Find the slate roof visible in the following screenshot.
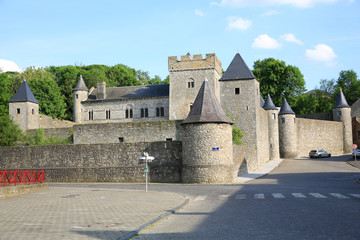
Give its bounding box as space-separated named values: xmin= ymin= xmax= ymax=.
xmin=182 ymin=78 xmax=233 ymax=125
xmin=74 ymin=75 xmax=88 ymax=91
xmin=279 ymin=98 xmax=295 ymax=115
xmin=263 ymin=94 xmax=277 ymax=110
xmin=219 ymin=53 xmax=255 ymax=81
xmin=260 ymin=95 xmax=265 ymax=108
xmin=84 ymin=84 xmax=169 ymax=102
xmin=9 ymin=80 xmax=38 ymax=104
xmin=334 ymin=89 xmax=350 ymax=108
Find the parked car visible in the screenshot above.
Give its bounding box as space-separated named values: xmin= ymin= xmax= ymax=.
xmin=352 ymin=149 xmax=360 ymax=159
xmin=309 ymin=150 xmax=331 ymax=158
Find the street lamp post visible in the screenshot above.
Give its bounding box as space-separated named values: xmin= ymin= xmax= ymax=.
xmin=139 ymin=152 xmax=154 ymax=192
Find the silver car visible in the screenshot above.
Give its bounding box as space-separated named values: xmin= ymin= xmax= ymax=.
xmin=309 ymin=150 xmax=331 ymax=158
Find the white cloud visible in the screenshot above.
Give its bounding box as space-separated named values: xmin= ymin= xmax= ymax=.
xmin=0 ymin=59 xmax=22 ymax=73
xmin=261 ymin=10 xmax=280 ymax=17
xmin=212 ymin=0 xmax=337 ymax=8
xmin=252 ymin=34 xmax=282 ymax=49
xmin=280 ymin=33 xmax=303 ymax=45
xmin=305 ymin=44 xmax=337 ymax=62
xmin=195 ymin=9 xmax=205 ymax=16
xmin=226 ymin=17 xmax=252 ymax=31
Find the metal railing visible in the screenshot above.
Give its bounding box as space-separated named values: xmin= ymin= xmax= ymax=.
xmin=0 ymin=170 xmax=45 ymax=186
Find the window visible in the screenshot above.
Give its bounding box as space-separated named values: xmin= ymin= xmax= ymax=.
xmin=235 ymin=88 xmax=240 ymax=95
xmin=89 ymin=110 xmax=93 ymax=120
xmin=140 ymin=108 xmax=149 ymax=118
xmin=246 ymin=106 xmax=249 ymax=111
xmin=17 ymin=108 xmax=20 ymax=114
xmin=338 ymin=110 xmax=342 ymax=116
xmin=125 ymin=107 xmax=133 ymax=119
xmin=187 ymin=79 xmax=194 ymax=88
xmin=294 ymin=118 xmax=296 ymax=123
xmin=118 ymin=137 xmax=124 ymax=142
xmin=76 ymin=94 xmax=79 ymax=99
xmin=272 ymin=113 xmax=276 ymax=120
xmin=160 ymin=107 xmax=164 ymax=117
xmin=282 ymin=118 xmax=285 ymax=124
xmin=156 ymin=108 xmax=160 ymax=117
xmin=106 ymin=110 xmax=111 ymax=119
xmin=32 ymin=109 xmax=34 ymax=115
xmin=190 ymin=104 xmax=193 ymax=111
xmin=156 ymin=107 xmax=165 ymax=117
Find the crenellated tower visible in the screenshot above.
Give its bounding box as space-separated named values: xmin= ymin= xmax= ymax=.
xmin=263 ymin=94 xmax=280 ymax=160
xmin=73 ymin=75 xmax=89 ymax=123
xmin=278 ymin=98 xmax=297 ymax=158
xmin=168 ymin=53 xmax=222 ymax=120
xmin=333 ymin=89 xmax=352 ymax=153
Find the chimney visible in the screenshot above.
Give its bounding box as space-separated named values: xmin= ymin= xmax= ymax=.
xmin=97 ymin=81 xmax=106 ymax=100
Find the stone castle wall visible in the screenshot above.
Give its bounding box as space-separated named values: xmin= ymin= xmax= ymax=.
xmin=73 ymin=120 xmax=182 ymax=144
xmin=39 ymin=114 xmax=75 ymax=129
xmin=256 ymin=107 xmax=270 ymax=169
xmin=296 ymin=118 xmax=343 ymax=156
xmin=0 ymin=142 xmax=182 ymax=183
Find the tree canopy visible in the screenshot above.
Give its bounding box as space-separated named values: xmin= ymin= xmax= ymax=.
xmin=252 ymin=58 xmax=306 ymax=107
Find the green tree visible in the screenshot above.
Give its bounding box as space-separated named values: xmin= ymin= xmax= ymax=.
xmin=13 ymin=67 xmax=67 ymax=119
xmin=0 ymin=115 xmax=23 ymax=146
xmin=107 ymin=64 xmax=140 ymax=87
xmin=253 ymin=58 xmax=306 ymax=107
xmin=0 ymin=72 xmax=15 ymax=116
xmin=334 ymin=70 xmax=360 ymax=106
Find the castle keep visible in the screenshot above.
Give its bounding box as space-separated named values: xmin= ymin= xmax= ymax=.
xmin=6 ymin=53 xmax=353 ymax=183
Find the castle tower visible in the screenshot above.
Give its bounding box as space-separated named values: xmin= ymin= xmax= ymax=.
xmin=263 ymin=94 xmax=280 ymax=160
xmin=9 ymin=80 xmax=39 ymax=131
xmin=181 ymin=78 xmax=234 ymax=183
xmin=168 ymin=53 xmax=222 ymax=120
xmin=278 ymin=99 xmax=297 ymax=158
xmin=73 ymin=75 xmax=88 ymax=123
xmin=333 ymin=89 xmax=352 ymax=153
xmin=219 ymin=53 xmax=267 ymax=170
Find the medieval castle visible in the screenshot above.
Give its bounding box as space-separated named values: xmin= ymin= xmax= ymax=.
xmin=7 ymin=53 xmax=353 ymax=183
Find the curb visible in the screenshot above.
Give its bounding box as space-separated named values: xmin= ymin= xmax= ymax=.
xmin=119 ymin=195 xmax=190 ymax=240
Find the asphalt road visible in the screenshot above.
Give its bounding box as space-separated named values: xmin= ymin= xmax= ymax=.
xmin=53 ymin=154 xmax=360 ymax=239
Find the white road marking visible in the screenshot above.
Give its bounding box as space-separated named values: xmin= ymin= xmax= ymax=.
xmin=272 ymin=193 xmax=285 ymax=198
xmin=292 ymin=193 xmax=307 ymax=198
xmin=219 ymin=194 xmax=229 ymax=200
xmin=254 ymin=193 xmax=265 ymax=199
xmin=329 ymin=193 xmax=349 ymax=199
xmin=349 ymin=193 xmax=360 ymax=198
xmin=235 ymin=194 xmax=246 ymax=199
xmin=309 ymin=193 xmax=327 ymax=198
xmin=194 ymin=195 xmax=207 ymax=201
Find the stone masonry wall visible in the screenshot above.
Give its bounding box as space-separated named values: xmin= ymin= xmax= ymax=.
xmin=73 ymin=120 xmax=182 ymax=144
xmin=297 ymin=118 xmax=343 ymax=157
xmin=0 ymin=142 xmax=182 ymax=183
xmin=39 ymin=114 xmax=75 ymax=129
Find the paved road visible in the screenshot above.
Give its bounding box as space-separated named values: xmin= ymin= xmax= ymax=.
xmin=126 ymin=155 xmax=360 ymax=240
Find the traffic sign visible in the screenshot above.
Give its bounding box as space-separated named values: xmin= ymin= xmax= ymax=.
xmin=144 ymin=167 xmax=148 ymax=173
xmin=352 ymin=144 xmax=357 ymax=149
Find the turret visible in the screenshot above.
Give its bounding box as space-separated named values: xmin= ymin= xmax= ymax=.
xmin=9 ymin=80 xmax=39 ymax=131
xmin=181 ymin=78 xmax=234 ymax=183
xmin=278 ymin=98 xmax=297 ymax=158
xmin=263 ymin=94 xmax=280 ymax=160
xmin=333 ymin=89 xmax=352 ymax=153
xmin=73 ymin=75 xmax=88 ymax=123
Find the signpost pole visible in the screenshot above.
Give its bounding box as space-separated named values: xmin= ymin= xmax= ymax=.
xmin=145 ymin=155 xmax=148 ymax=192
xmin=352 ymin=144 xmax=357 ymax=161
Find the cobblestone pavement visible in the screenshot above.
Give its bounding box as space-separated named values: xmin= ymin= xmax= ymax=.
xmin=0 ymin=186 xmax=187 ymax=240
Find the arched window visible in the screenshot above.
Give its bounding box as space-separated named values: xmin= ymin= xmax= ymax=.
xmin=156 ymin=107 xmax=165 ymax=117
xmin=141 ymin=108 xmax=149 ymax=118
xmin=125 ymin=105 xmax=133 ymax=119
xmin=187 ymin=78 xmax=195 ymax=88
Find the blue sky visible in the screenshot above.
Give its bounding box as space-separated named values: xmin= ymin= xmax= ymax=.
xmin=0 ymin=0 xmax=359 ymax=91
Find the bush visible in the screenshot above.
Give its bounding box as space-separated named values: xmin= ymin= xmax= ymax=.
xmin=0 ymin=115 xmax=24 ymax=146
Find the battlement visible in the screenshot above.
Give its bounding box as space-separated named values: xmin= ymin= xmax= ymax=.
xmin=168 ymin=53 xmax=222 ymax=74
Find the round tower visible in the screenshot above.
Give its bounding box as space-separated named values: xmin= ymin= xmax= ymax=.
xmin=333 ymin=89 xmax=352 ymax=153
xmin=263 ymin=94 xmax=280 ymax=160
xmin=73 ymin=75 xmax=89 ymax=123
xmin=181 ymin=78 xmax=234 ymax=183
xmin=8 ymin=80 xmax=39 ymax=131
xmin=278 ymin=99 xmax=297 ymax=159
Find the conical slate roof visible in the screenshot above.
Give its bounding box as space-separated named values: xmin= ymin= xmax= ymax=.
xmin=278 ymin=98 xmax=295 ymax=115
xmin=182 ymin=78 xmax=233 ymax=125
xmin=74 ymin=75 xmax=88 ymax=91
xmin=260 ymin=95 xmax=265 ymax=108
xmin=333 ymin=89 xmax=350 ymax=108
xmin=220 ymin=53 xmax=255 ymax=81
xmin=263 ymin=94 xmax=277 ymax=110
xmin=9 ymin=80 xmax=38 ymax=104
